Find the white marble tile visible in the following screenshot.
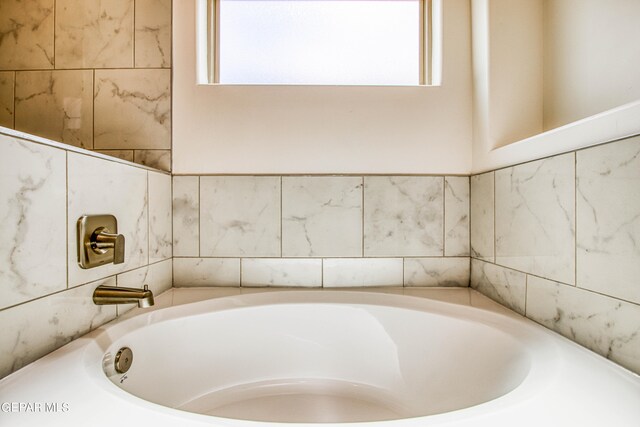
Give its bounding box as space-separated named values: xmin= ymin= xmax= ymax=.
xmin=94 ymin=69 xmax=171 ymax=150
xmin=282 ymin=176 xmax=362 ymax=257
xmin=0 ymin=72 xmax=14 ymax=128
xmin=242 ymin=258 xmax=322 ymax=287
xmin=173 ymin=258 xmax=240 ymax=287
xmin=200 ymin=176 xmax=281 ymax=257
xmin=577 ymin=137 xmax=640 ymax=304
xmin=444 ymin=176 xmax=470 ymax=256
xmin=0 ymin=0 xmax=54 ymax=70
xmin=172 ymin=176 xmax=199 ymax=257
xmin=0 ymin=135 xmax=67 ymax=310
xmin=14 ymin=70 xmax=93 ymax=149
xmin=495 ymin=154 xmax=575 ymax=285
xmin=134 ymin=149 xmax=171 ymax=171
xmin=470 ymin=172 xmax=494 ymax=261
xmin=470 ymin=259 xmax=526 ymax=315
xmin=526 ymin=276 xmax=640 ymax=374
xmin=364 ymin=176 xmax=443 ymax=257
xmin=404 ymin=257 xmax=470 ymax=287
xmin=0 ymin=276 xmax=117 ymax=379
xmin=135 ymin=0 xmax=172 ymax=68
xmin=117 ymin=259 xmax=172 ymax=296
xmin=323 ymin=258 xmax=403 ymax=287
xmin=68 ymin=152 xmax=148 ymax=287
xmin=148 ymin=172 xmax=172 ymax=263
xmin=55 ymin=0 xmax=133 ymax=68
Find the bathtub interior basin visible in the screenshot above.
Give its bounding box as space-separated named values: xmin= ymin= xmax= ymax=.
xmin=102 ymin=292 xmax=537 ymax=423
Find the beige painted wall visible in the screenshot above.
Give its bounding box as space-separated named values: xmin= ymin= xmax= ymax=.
xmin=543 ymin=0 xmax=640 ymax=131
xmin=173 ymin=0 xmax=473 ymax=174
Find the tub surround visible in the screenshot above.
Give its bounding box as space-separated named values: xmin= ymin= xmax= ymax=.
xmin=0 ymin=129 xmax=172 ymax=379
xmin=469 ymin=134 xmax=640 ymax=374
xmin=0 ymin=0 xmax=172 ymax=171
xmin=172 ymin=175 xmax=471 ymax=288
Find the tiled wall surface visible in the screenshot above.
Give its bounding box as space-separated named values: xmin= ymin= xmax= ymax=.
xmin=0 ymin=0 xmax=172 ymax=171
xmin=470 ymin=135 xmax=640 ymax=375
xmin=173 ymin=175 xmax=471 ymax=288
xmin=0 ymin=131 xmax=172 ymax=379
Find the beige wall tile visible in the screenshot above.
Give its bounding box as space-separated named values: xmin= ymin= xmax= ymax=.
xmin=15 ymin=70 xmax=93 ymax=149
xmin=134 ymin=149 xmax=171 ymax=171
xmin=55 ymin=0 xmax=134 ymax=68
xmin=0 ymin=0 xmax=54 ymax=70
xmin=95 ymin=150 xmax=135 ymax=162
xmin=135 ymin=0 xmax=172 ymax=68
xmin=0 ymin=72 xmax=14 ymax=128
xmin=94 ymin=69 xmax=171 ymax=150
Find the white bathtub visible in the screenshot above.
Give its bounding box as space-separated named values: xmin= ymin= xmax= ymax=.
xmin=1 ymin=288 xmax=639 ymax=426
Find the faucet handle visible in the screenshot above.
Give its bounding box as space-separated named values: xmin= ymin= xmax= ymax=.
xmin=94 ymin=230 xmax=125 ymax=264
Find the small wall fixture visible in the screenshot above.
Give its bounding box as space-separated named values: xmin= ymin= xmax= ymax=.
xmin=77 ymin=215 xmax=125 ymax=269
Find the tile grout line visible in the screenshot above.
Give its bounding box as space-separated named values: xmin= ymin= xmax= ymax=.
xmin=442 ymin=176 xmax=446 ymax=257
xmin=574 ymin=152 xmax=578 ymax=287
xmin=198 ymin=176 xmax=201 ymax=257
xmin=65 ymin=150 xmax=69 ymax=289
xmin=361 ymin=176 xmax=365 ymax=258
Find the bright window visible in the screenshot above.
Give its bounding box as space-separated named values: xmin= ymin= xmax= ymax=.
xmin=200 ymin=0 xmax=441 ymax=86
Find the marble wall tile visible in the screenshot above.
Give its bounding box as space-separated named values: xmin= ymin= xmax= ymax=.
xmin=526 ymin=276 xmax=640 ymax=374
xmin=0 ymin=72 xmax=14 ymax=128
xmin=495 ymin=154 xmax=575 ymax=285
xmin=134 ymin=149 xmax=171 ymax=171
xmin=444 ymin=176 xmax=470 ymax=256
xmin=404 ymin=257 xmax=470 ymax=287
xmin=117 ymin=259 xmax=172 ymax=297
xmin=364 ymin=176 xmax=443 ymax=257
xmin=242 ymin=258 xmax=322 ymax=287
xmin=55 ymin=0 xmax=134 ymax=69
xmin=470 ymin=259 xmax=526 ymax=315
xmin=0 ymin=277 xmax=117 ymax=379
xmin=135 ymin=0 xmax=172 ymax=68
xmin=576 ymin=137 xmax=640 ymax=304
xmin=0 ymin=0 xmax=54 ymax=70
xmin=94 ymin=69 xmax=171 ymax=150
xmin=282 ymin=176 xmax=362 ymax=257
xmin=15 ymin=70 xmax=93 ymax=149
xmin=95 ymin=150 xmax=135 ymax=163
xmin=172 ymin=176 xmax=199 ymax=257
xmin=0 ymin=135 xmax=67 ymax=310
xmin=470 ymin=172 xmax=494 ymax=261
xmin=200 ymin=176 xmax=281 ymax=257
xmin=68 ymin=152 xmax=148 ymax=288
xmin=323 ymin=258 xmax=403 ymax=287
xmin=173 ymin=258 xmax=240 ymax=287
xmin=148 ymin=172 xmax=172 ymax=263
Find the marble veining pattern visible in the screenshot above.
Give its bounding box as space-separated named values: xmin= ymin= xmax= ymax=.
xmin=470 ymin=259 xmax=526 ymax=315
xmin=526 ymin=276 xmax=640 ymax=374
xmin=67 ymin=152 xmax=148 ymax=287
xmin=404 ymin=257 xmax=470 ymax=287
xmin=172 ymin=176 xmax=199 ymax=257
xmin=495 ymin=154 xmax=575 ymax=285
xmin=0 ymin=276 xmax=117 ymax=379
xmin=470 ymin=172 xmax=494 ymax=261
xmin=148 ymin=172 xmax=172 ymax=263
xmin=323 ymin=258 xmax=403 ymax=287
xmin=95 ymin=150 xmax=134 ymax=163
xmin=576 ymin=136 xmax=640 ymax=304
xmin=241 ymin=258 xmax=322 ymax=287
xmin=173 ymin=258 xmax=240 ymax=287
xmin=364 ymin=176 xmax=443 ymax=257
xmin=0 ymin=136 xmax=67 ymax=310
xmin=15 ymin=70 xmax=93 ymax=149
xmin=134 ymin=149 xmax=171 ymax=172
xmin=282 ymin=176 xmax=362 ymax=257
xmin=0 ymin=0 xmax=54 ymax=70
xmin=135 ymin=0 xmax=172 ymax=68
xmin=55 ymin=0 xmax=134 ymax=68
xmin=94 ymin=69 xmax=171 ymax=150
xmin=200 ymin=176 xmax=281 ymax=257
xmin=0 ymin=71 xmax=14 ymax=128
xmin=444 ymin=176 xmax=470 ymax=256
